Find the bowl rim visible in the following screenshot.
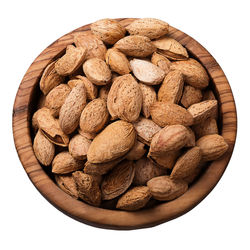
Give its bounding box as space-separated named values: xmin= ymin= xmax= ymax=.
xmin=12 ymin=18 xmax=237 ymax=230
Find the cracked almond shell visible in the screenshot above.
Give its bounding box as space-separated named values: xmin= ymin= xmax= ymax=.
xmin=151 ymin=52 xmax=171 ymax=74
xmin=55 ymin=174 xmax=78 ymax=199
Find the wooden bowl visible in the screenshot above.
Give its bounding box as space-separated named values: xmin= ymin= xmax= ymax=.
xmin=12 ymin=18 xmax=237 ymax=230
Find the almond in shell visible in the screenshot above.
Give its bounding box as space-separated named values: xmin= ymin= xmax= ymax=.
xmin=55 ymin=174 xmax=78 ymax=199
xmin=126 ymin=140 xmax=146 ymax=161
xmin=192 ymin=118 xmax=218 ymax=139
xmin=130 ymin=59 xmax=165 ymax=85
xmin=114 ymin=35 xmax=156 ymax=57
xmin=83 ymin=58 xmax=111 ymax=86
xmin=151 ymin=52 xmax=171 ymax=74
xmin=80 ymin=98 xmax=109 ymax=134
xmin=126 ymin=18 xmax=169 ymax=39
xmin=33 ymin=130 xmax=55 ymax=166
xmin=107 ymin=74 xmax=142 ymax=122
xmin=91 ymin=18 xmax=126 ymax=44
xmin=55 ymin=45 xmax=87 ymax=76
xmin=87 ymin=120 xmax=136 ymax=163
xmin=116 ymin=186 xmax=151 ymax=211
xmin=101 ymin=160 xmax=135 ymax=200
xmin=150 ymin=102 xmax=193 ymax=127
xmin=59 ymin=82 xmax=87 ymax=134
xmin=181 ymin=85 xmax=203 ymax=108
xmin=139 ymin=83 xmax=157 ymax=118
xmin=99 ymin=84 xmax=111 ymax=101
xmin=158 ymin=70 xmax=184 ymax=103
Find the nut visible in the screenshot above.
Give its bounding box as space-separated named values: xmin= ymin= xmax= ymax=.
xmin=55 ymin=174 xmax=78 ymax=199
xmin=181 ymin=85 xmax=203 ymax=108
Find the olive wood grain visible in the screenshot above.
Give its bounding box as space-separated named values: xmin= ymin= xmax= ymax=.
xmin=12 ymin=18 xmax=237 ymax=230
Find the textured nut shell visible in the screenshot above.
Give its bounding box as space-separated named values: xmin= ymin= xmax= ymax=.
xmin=72 ymin=171 xmax=101 ymax=206
xmin=32 ymin=107 xmax=50 ymax=132
xmin=83 ymin=58 xmax=111 ymax=86
xmin=188 ymin=100 xmax=218 ymax=124
xmin=73 ymin=75 xmax=98 ymax=100
xmin=114 ymin=35 xmax=156 ymax=57
xmin=33 ymin=130 xmax=55 ymax=166
xmin=68 ymin=134 xmax=91 ymax=160
xmin=147 ymin=176 xmax=188 ymax=201
xmin=183 ymin=161 xmax=206 ymax=184
xmin=55 ymin=45 xmax=87 ymax=76
xmin=101 ymin=160 xmax=135 ymax=200
xmin=116 ymin=186 xmax=151 ymax=211
xmin=84 ymin=156 xmax=125 ymax=175
xmin=133 ymin=157 xmax=166 ymax=185
xmin=130 ymin=59 xmax=165 ymax=85
xmin=45 ymin=84 xmax=71 ymax=117
xmin=74 ymin=33 xmax=107 ymax=60
xmin=151 ymin=52 xmax=171 ymax=74
xmin=40 ymin=60 xmax=65 ymax=95
xmin=196 ymin=134 xmax=229 ymax=161
xmin=192 ymin=118 xmax=218 ymax=139
xmin=87 ymin=120 xmax=136 ymax=163
xmin=148 ymin=150 xmax=180 ymax=169
xmin=133 ymin=117 xmax=161 ymax=145
xmin=55 ymin=174 xmax=78 ymax=199
xmin=158 ymin=70 xmax=184 ymax=103
xmin=170 ymin=58 xmax=209 ymax=89
xmin=139 ymin=83 xmax=156 ymax=118
xmin=99 ymin=84 xmax=111 ymax=101
xmin=91 ymin=18 xmax=126 ymax=44
xmin=59 ymin=82 xmax=87 ymax=134
xmin=78 ymin=128 xmax=96 ymax=140
xmin=171 ymin=147 xmax=202 ymax=180
xmin=150 ymin=102 xmax=193 ymax=127
xmin=202 ymin=89 xmax=216 ymax=101
xmin=185 ymin=126 xmax=196 ymax=147
xmin=149 ymin=125 xmax=189 ymax=156
xmin=105 ymin=48 xmax=131 ymax=75
xmin=126 ymin=18 xmax=169 ymax=39
xmin=107 ymin=74 xmax=142 ymax=122
xmin=126 ymin=140 xmax=146 ymax=161
xmin=52 ymin=151 xmax=83 ymax=174
xmin=181 ymin=85 xmax=203 ymax=108
xmin=152 ymin=37 xmax=189 ymax=60
xmin=80 ymin=98 xmax=109 ymax=134
xmin=35 ymin=107 xmax=69 ymax=146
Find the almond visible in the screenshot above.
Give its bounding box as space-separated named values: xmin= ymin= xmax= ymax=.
xmin=192 ymin=118 xmax=218 ymax=139
xmin=139 ymin=83 xmax=157 ymax=118
xmin=40 ymin=60 xmax=65 ymax=95
xmin=59 ymin=82 xmax=87 ymax=134
xmin=114 ymin=35 xmax=156 ymax=57
xmin=149 ymin=125 xmax=189 ymax=157
xmin=133 ymin=117 xmax=161 ymax=145
xmin=107 ymin=74 xmax=142 ymax=122
xmin=68 ymin=134 xmax=91 ymax=160
xmin=78 ymin=128 xmax=96 ymax=140
xmin=152 ymin=37 xmax=189 ymax=60
xmin=130 ymin=59 xmax=165 ymax=85
xmin=158 ymin=70 xmax=184 ymax=103
xmin=72 ymin=171 xmax=101 ymax=206
xmin=170 ymin=58 xmax=209 ymax=89
xmin=55 ymin=45 xmax=87 ymax=76
xmin=101 ymin=160 xmax=135 ymax=200
xmin=196 ymin=134 xmax=229 ymax=161
xmin=52 ymin=151 xmax=83 ymax=174
xmin=133 ymin=157 xmax=166 ymax=185
xmin=33 ymin=130 xmax=55 ymax=166
xmin=126 ymin=140 xmax=146 ymax=161
xmin=181 ymin=85 xmax=203 ymax=108
xmin=185 ymin=126 xmax=196 ymax=147
xmin=147 ymin=176 xmax=188 ymax=201
xmin=91 ymin=18 xmax=126 ymax=44
xmin=80 ymin=98 xmax=109 ymax=134
xmin=105 ymin=48 xmax=131 ymax=75
xmin=116 ymin=186 xmax=151 ymax=211
xmin=126 ymin=18 xmax=169 ymax=39
xmin=170 ymin=146 xmax=202 ymax=180
xmin=188 ymin=100 xmax=218 ymax=124
xmin=99 ymin=84 xmax=111 ymax=101
xmin=83 ymin=58 xmax=111 ymax=86
xmin=87 ymin=120 xmax=136 ymax=163
xmin=150 ymin=102 xmax=193 ymax=127
xmin=74 ymin=32 xmax=107 ymax=60
xmin=55 ymin=174 xmax=78 ymax=199
xmin=151 ymin=52 xmax=171 ymax=74
xmin=44 ymin=84 xmax=71 ymax=117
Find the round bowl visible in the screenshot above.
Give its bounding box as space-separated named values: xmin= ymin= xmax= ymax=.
xmin=12 ymin=18 xmax=237 ymax=230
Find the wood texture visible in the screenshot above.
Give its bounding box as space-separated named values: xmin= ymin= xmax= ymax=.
xmin=12 ymin=18 xmax=237 ymax=230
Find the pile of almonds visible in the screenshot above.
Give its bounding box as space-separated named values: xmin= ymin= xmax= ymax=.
xmin=32 ymin=18 xmax=229 ymax=211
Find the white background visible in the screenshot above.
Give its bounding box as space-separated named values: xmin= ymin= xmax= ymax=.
xmin=1 ymin=0 xmax=249 ymax=249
